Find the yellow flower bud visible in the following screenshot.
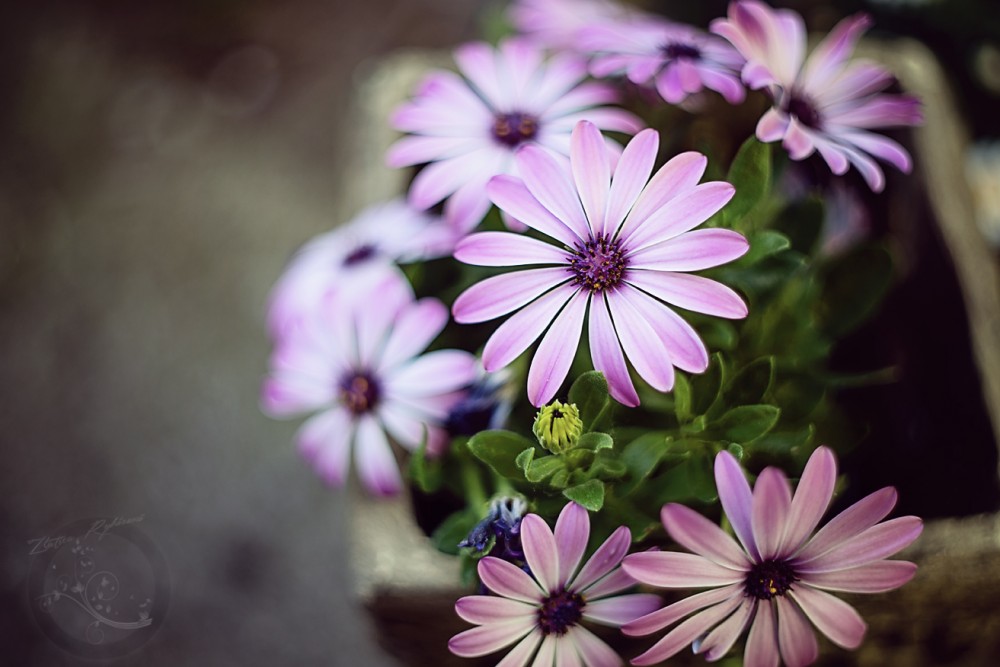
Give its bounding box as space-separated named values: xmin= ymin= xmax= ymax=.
xmin=532 ymin=400 xmax=583 ymax=454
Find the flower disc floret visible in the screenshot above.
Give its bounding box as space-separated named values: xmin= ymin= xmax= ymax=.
xmin=568 ymin=233 xmax=627 ymax=293
xmin=339 ymin=372 xmax=380 ymax=415
xmin=538 ymin=590 xmax=585 ymax=636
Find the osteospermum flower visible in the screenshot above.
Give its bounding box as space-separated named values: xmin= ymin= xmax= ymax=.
xmin=711 ymin=1 xmax=922 ymax=192
xmin=580 ymin=17 xmax=745 ymax=105
xmin=508 ymin=0 xmax=633 ymax=52
xmin=266 ymin=198 xmax=454 ymax=336
xmin=452 ymin=120 xmax=748 ymax=407
xmin=621 ymin=447 xmax=923 ymax=666
xmin=449 ymin=501 xmax=661 ymax=667
xmin=387 ymin=38 xmax=642 ymax=234
xmin=261 ymin=274 xmax=477 ymax=495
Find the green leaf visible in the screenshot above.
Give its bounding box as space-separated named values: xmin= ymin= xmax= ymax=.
xmin=515 ymin=447 xmax=536 ymax=471
xmin=468 ymin=430 xmax=537 ymax=479
xmin=751 ymin=424 xmax=815 ymax=456
xmin=714 ymin=404 xmax=781 ymax=443
xmin=673 ymin=373 xmax=692 ymax=423
xmin=692 ymin=353 xmax=726 ymax=416
xmin=550 ymin=469 xmax=571 ymax=489
xmin=431 ymin=510 xmax=478 ymax=555
xmin=653 ymin=450 xmax=717 ymax=505
xmin=407 ymin=434 xmax=442 ymax=493
xmin=774 ymin=198 xmax=824 ymax=255
xmin=818 ymin=244 xmax=893 ymax=337
xmin=619 ymin=432 xmax=671 ymax=496
xmin=590 ymin=449 xmax=627 ymax=480
xmin=736 ymin=230 xmax=791 ymax=266
xmin=576 ymin=432 xmax=614 ymax=451
xmin=563 ymin=479 xmax=605 ymax=511
xmin=723 ymin=357 xmax=776 ymax=406
xmin=724 ymin=137 xmax=772 ymax=229
xmin=525 ymin=455 xmax=565 ymax=483
xmin=568 ymin=371 xmax=611 ymax=432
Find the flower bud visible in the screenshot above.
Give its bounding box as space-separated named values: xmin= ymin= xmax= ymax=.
xmin=532 ymin=400 xmax=583 ymax=454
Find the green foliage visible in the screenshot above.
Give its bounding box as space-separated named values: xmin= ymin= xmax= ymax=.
xmin=468 ymin=430 xmax=536 ymax=479
xmin=563 ymin=480 xmax=605 ymax=511
xmin=723 ymin=137 xmax=772 ymax=231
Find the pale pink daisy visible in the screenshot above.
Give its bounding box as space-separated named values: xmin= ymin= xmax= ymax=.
xmin=580 ymin=17 xmax=746 ymax=105
xmin=266 ymin=198 xmax=454 ymax=337
xmin=711 ymin=1 xmax=922 ymax=192
xmin=621 ymin=446 xmax=923 ymax=666
xmin=452 ymin=120 xmax=748 ymax=408
xmin=387 ymin=38 xmax=642 ymax=234
xmin=261 ymin=274 xmax=477 ymax=495
xmin=508 ymin=0 xmax=634 ymax=53
xmin=449 ymin=501 xmax=661 ymax=667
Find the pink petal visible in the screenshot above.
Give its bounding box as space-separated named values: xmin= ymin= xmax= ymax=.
xmin=840 ymin=130 xmax=913 ymax=173
xmin=788 ymin=585 xmax=867 ymax=649
xmin=744 ymin=598 xmax=780 ymax=667
xmin=655 ymin=64 xmax=686 ymax=104
xmin=377 ymin=298 xmax=447 ymax=371
xmin=572 ymin=525 xmax=632 ymax=593
xmin=813 ymin=136 xmax=850 ymax=175
xmin=801 ymin=13 xmax=872 ymax=93
xmin=456 ymin=595 xmax=537 ymax=625
xmin=578 ymin=567 xmax=636 ymax=601
xmin=482 ymin=283 xmax=577 ymax=372
xmin=617 ymin=152 xmax=707 ymax=242
xmin=826 ymin=95 xmax=923 ymax=129
xmin=622 ymin=551 xmax=745 ymax=589
xmin=628 ymin=228 xmax=749 ymax=272
xmin=700 ymin=66 xmax=746 ymax=104
xmin=456 ymin=232 xmax=568 ymax=267
xmin=570 ymin=121 xmax=611 ymax=236
xmin=782 ymin=116 xmax=815 ymax=161
xmin=615 ymin=285 xmax=709 ymax=373
xmin=793 ymin=487 xmax=898 ymax=562
xmin=260 ymin=374 xmax=332 ymax=418
xmin=446 ymin=175 xmax=498 ymax=235
xmin=454 ymin=41 xmax=509 ymax=106
xmin=715 ymin=450 xmax=761 ymax=561
xmin=353 ymin=415 xmax=402 ymax=496
xmin=533 ymin=635 xmax=557 ymax=667
xmin=386 ymin=135 xmax=476 ymax=168
xmin=389 ymin=350 xmax=477 ymax=397
xmin=554 ymin=636 xmax=582 ymax=667
xmin=605 ymin=129 xmax=659 ymax=236
xmin=521 ymin=514 xmax=562 ymax=594
xmin=588 ymin=293 xmax=639 ymax=407
xmin=803 ymin=560 xmax=917 ymax=594
xmin=756 ymin=107 xmax=790 ymax=143
xmin=606 ymin=290 xmax=675 ymax=391
xmin=488 ymin=175 xmax=581 ymax=246
xmin=297 ymin=408 xmax=352 ymax=486
xmin=841 ymin=143 xmax=886 ymax=192
xmin=776 ymin=596 xmax=819 ymax=667
xmin=453 ymin=267 xmax=569 ymax=324
xmin=796 ymin=516 xmax=923 ymax=573
xmin=408 ymin=149 xmax=498 ymax=210
xmin=448 ymin=618 xmax=536 ymax=658
xmin=631 ymin=595 xmax=744 ymax=666
xmin=554 ymin=502 xmax=591 ymax=589
xmin=582 ymin=594 xmax=662 ymax=627
xmin=622 ymin=585 xmax=742 ymax=636
xmin=528 ymin=290 xmax=587 ymax=406
xmin=696 ymin=597 xmax=755 ymax=661
xmin=779 ymin=446 xmax=836 ymax=556
xmin=566 ymin=626 xmax=621 ymax=667
xmin=497 ymin=630 xmax=543 ymax=667
xmin=376 ymin=403 xmax=437 ymax=452
xmin=516 ymin=145 xmax=591 ymax=239
xmin=661 ymin=503 xmax=751 ymax=570
xmin=751 ymin=467 xmax=793 ymax=560
xmin=355 ymin=272 xmax=414 ymax=364
xmin=622 ymin=182 xmax=736 ymax=251
xmin=479 ymin=556 xmax=545 ymax=603
xmin=626 ymin=271 xmax=748 ymax=319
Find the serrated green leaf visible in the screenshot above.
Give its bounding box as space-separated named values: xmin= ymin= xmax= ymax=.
xmin=715 ymin=404 xmax=781 ymax=442
xmin=568 ymin=371 xmax=611 ymax=432
xmin=563 ymin=479 xmax=605 ymax=511
xmin=469 ymin=430 xmax=537 ymax=479
xmin=724 ymin=137 xmax=772 ymax=229
xmin=515 ymin=447 xmax=536 ymax=471
xmin=525 ymin=455 xmax=564 ymax=483
xmin=576 ymin=432 xmax=613 ymax=451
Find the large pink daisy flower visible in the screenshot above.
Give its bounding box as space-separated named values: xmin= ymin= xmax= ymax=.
xmin=580 ymin=17 xmax=746 ymax=105
xmin=621 ymin=446 xmax=923 ymax=666
xmin=711 ymin=1 xmax=922 ymax=192
xmin=261 ymin=274 xmax=477 ymax=495
xmin=266 ymin=198 xmax=454 ymax=336
xmin=452 ymin=120 xmax=748 ymax=407
xmin=387 ymin=38 xmax=642 ymax=234
xmin=449 ymin=501 xmax=661 ymax=667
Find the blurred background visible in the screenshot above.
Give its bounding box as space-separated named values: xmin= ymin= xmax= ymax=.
xmin=0 ymin=1 xmax=997 ymax=666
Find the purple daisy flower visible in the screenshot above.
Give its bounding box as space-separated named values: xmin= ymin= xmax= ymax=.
xmin=452 ymin=120 xmax=748 ymax=408
xmin=580 ymin=16 xmax=746 ymax=105
xmin=387 ymin=38 xmax=642 ymax=234
xmin=449 ymin=501 xmax=661 ymax=667
xmin=508 ymin=0 xmax=634 ymax=53
xmin=266 ymin=198 xmax=454 ymax=337
xmin=261 ymin=274 xmax=477 ymax=495
xmin=621 ymin=446 xmax=923 ymax=666
xmin=711 ymin=1 xmax=923 ymax=192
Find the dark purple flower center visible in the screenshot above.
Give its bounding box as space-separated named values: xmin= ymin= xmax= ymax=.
xmin=491 ymin=112 xmax=539 ymax=148
xmin=568 ymin=234 xmax=628 ymax=293
xmin=343 ymin=244 xmax=377 ymax=267
xmin=537 ymin=589 xmax=585 ymax=636
xmin=785 ymin=94 xmax=823 ymax=130
xmin=744 ymin=559 xmax=797 ymax=600
xmin=339 ymin=372 xmax=380 ymax=414
xmin=662 ymin=42 xmax=701 ymax=61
